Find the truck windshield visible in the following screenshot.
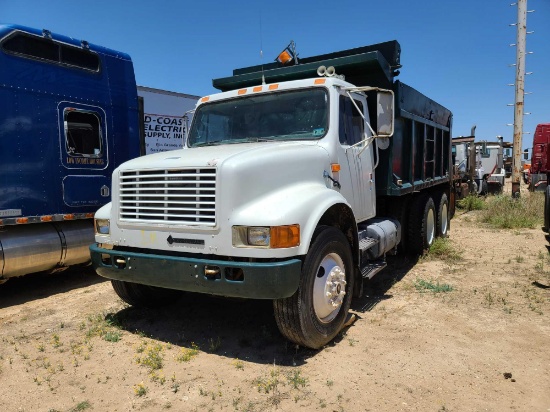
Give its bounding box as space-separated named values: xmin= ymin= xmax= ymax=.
xmin=187 ymin=88 xmax=328 ymax=147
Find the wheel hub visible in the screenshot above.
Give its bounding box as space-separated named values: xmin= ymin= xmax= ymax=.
xmin=313 ymin=253 xmax=347 ymax=323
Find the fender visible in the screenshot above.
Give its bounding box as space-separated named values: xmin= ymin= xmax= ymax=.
xmin=232 ymin=181 xmax=353 ymax=256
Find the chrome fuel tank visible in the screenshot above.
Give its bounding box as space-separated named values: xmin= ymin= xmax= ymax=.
xmin=0 ymin=220 xmax=94 ymax=279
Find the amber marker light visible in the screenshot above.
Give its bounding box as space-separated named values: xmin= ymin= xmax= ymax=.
xmin=238 ymin=89 xmax=247 ymax=95
xmin=331 ymin=163 xmax=341 ymax=172
xmin=85 ymin=213 xmax=95 ymax=218
xmin=253 ymin=86 xmax=262 ymax=92
xmin=200 ymin=96 xmax=210 ymax=102
xmin=16 ymin=218 xmax=29 ymax=224
xmin=268 ymin=84 xmax=279 ymax=90
xmin=314 ymin=78 xmax=326 ymax=85
xmin=64 ymin=214 xmax=75 ymax=220
xmin=40 ymin=215 xmax=53 ymax=222
xmin=271 ymin=225 xmax=300 ymax=248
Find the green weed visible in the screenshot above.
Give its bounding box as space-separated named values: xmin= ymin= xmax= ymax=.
xmin=176 ymin=342 xmax=200 ymax=362
xmin=457 ymin=194 xmax=486 ymax=211
xmin=135 ymin=343 xmax=164 ymax=371
xmin=69 ymin=401 xmax=91 ymax=412
xmin=424 ymin=237 xmax=463 ymax=262
xmin=414 ymin=279 xmax=453 ymax=293
xmin=479 ymin=193 xmax=544 ymax=229
xmin=134 ymin=382 xmax=147 ymax=397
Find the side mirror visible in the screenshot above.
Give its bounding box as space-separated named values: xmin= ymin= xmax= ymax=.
xmin=376 ymin=91 xmax=394 ymax=137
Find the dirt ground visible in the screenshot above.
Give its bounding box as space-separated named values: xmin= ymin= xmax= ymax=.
xmin=1 ymin=195 xmax=549 ymax=411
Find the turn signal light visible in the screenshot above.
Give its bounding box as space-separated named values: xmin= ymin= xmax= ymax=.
xmin=271 ymin=225 xmax=300 ymax=248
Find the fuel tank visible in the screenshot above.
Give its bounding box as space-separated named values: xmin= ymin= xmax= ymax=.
xmin=0 ymin=220 xmax=94 ymax=279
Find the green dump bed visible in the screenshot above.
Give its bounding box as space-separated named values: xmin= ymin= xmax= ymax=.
xmin=213 ymin=41 xmax=453 ymax=197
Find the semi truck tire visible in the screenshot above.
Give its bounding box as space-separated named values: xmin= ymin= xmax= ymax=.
xmin=408 ymin=195 xmax=436 ymax=254
xmin=435 ymin=192 xmax=450 ymax=238
xmin=273 ymin=226 xmax=354 ymax=349
xmin=111 ymin=280 xmax=182 ymax=308
xmin=544 ymin=185 xmax=550 ymax=233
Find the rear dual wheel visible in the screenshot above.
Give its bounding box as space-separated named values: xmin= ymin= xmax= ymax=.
xmin=408 ymin=195 xmax=436 ymax=255
xmin=435 ymin=193 xmax=450 ymax=238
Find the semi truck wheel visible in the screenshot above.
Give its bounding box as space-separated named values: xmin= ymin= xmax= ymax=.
xmin=408 ymin=195 xmax=436 ymax=254
xmin=273 ymin=226 xmax=354 ymax=349
xmin=544 ymin=186 xmax=550 ymax=233
xmin=435 ymin=192 xmax=450 ymax=238
xmin=111 ymin=280 xmax=182 ymax=308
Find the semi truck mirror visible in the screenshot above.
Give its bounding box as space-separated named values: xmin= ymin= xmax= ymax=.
xmin=377 ymin=91 xmax=394 ymax=137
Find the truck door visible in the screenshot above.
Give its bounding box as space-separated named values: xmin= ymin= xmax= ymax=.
xmin=337 ymin=93 xmax=375 ymax=221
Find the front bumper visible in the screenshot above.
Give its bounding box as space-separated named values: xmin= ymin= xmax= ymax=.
xmin=90 ymin=244 xmax=302 ymax=299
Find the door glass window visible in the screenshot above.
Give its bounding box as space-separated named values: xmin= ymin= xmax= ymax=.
xmin=339 ymin=95 xmax=364 ymax=146
xmin=64 ymin=109 xmax=102 ymax=156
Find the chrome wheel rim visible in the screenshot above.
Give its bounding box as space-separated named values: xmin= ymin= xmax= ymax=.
xmin=427 ymin=208 xmax=435 ymax=246
xmin=440 ymin=203 xmax=448 ymax=235
xmin=312 ymin=253 xmax=347 ymax=323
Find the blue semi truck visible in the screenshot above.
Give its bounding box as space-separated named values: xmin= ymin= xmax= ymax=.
xmin=0 ymin=24 xmax=187 ymax=282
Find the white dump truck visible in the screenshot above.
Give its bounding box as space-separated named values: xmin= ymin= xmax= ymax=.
xmin=90 ymin=41 xmax=453 ymax=349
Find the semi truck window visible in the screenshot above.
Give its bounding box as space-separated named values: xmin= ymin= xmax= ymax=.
xmin=1 ymin=32 xmax=100 ymax=71
xmin=339 ymin=95 xmax=364 ymax=146
xmin=64 ymin=110 xmax=102 ymax=156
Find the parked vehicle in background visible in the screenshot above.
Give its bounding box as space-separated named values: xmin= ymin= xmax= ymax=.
xmin=91 ymin=41 xmax=454 ymax=349
xmin=529 ymin=123 xmax=549 ymax=192
xmin=0 ymin=24 xmax=196 ymax=283
xmin=452 ymin=131 xmax=511 ymax=197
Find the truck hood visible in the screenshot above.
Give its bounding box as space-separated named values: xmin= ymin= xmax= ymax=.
xmin=115 ymin=141 xmax=332 ymax=231
xmin=118 ymin=141 xmax=327 ymax=171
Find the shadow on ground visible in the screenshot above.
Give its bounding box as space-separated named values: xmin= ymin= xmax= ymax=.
xmin=108 ymin=254 xmax=419 ymax=367
xmin=0 ymin=265 xmax=107 ymax=309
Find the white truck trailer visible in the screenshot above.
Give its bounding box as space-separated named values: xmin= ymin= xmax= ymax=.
xmin=90 ymin=41 xmax=453 ymax=349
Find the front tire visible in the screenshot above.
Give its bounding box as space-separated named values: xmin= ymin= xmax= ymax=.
xmin=273 ymin=226 xmax=354 ymax=349
xmin=111 ymin=280 xmax=183 ymax=308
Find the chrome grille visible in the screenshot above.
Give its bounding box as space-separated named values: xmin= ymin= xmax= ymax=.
xmin=119 ymin=168 xmax=216 ymax=226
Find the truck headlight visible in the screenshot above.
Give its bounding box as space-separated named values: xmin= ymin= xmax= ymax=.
xmin=95 ymin=218 xmax=110 ymax=235
xmin=248 ymin=227 xmax=270 ymax=246
xmin=232 ymin=225 xmax=300 ymax=248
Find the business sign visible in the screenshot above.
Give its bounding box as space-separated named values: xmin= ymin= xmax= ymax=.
xmin=137 ymin=86 xmax=199 ymax=155
xmin=144 ymin=114 xmax=185 ymax=154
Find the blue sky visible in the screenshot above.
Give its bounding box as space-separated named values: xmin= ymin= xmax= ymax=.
xmin=3 ymin=0 xmax=548 ymax=150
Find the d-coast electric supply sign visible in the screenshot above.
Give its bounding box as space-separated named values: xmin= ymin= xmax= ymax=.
xmin=137 ymin=86 xmax=199 ymax=155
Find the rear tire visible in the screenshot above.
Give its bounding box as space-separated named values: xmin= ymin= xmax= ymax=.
xmin=435 ymin=192 xmax=450 ymax=238
xmin=273 ymin=226 xmax=354 ymax=349
xmin=111 ymin=280 xmax=182 ymax=308
xmin=408 ymin=195 xmax=436 ymax=255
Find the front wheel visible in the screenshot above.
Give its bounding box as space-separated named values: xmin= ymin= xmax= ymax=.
xmin=111 ymin=280 xmax=183 ymax=308
xmin=273 ymin=226 xmax=354 ymax=349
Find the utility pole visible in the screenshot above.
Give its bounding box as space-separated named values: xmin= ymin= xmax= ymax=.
xmin=511 ymin=0 xmax=527 ymax=198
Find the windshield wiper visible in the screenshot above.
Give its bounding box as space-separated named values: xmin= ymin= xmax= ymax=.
xmin=191 ymin=141 xmax=223 ymax=147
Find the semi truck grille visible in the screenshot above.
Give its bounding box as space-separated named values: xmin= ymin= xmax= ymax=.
xmin=118 ymin=168 xmax=216 ymax=226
